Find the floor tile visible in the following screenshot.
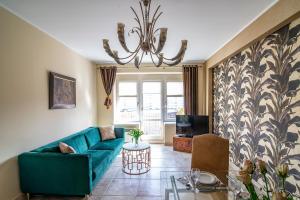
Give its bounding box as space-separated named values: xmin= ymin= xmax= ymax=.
xmin=101 ymin=166 xmax=119 ymax=179
xmin=137 ymin=179 xmax=161 ymax=196
xmin=139 ymin=167 xmax=167 ymax=179
xmin=135 ymin=196 xmax=162 ymax=200
xmin=99 ymin=196 xmax=135 ymax=200
xmin=104 ymin=179 xmax=139 ymax=196
xmin=92 ymin=179 xmax=112 ymax=196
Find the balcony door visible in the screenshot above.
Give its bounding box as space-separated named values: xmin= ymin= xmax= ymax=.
xmin=141 ymin=82 xmax=162 ymax=140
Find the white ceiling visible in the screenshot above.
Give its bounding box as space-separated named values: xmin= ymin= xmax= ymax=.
xmin=0 ymin=0 xmax=276 ymax=64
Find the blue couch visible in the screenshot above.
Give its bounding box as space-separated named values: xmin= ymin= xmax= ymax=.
xmin=18 ymin=127 xmax=125 ymax=196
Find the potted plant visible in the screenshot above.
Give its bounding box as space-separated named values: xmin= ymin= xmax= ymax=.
xmin=128 ymin=128 xmax=144 ymax=146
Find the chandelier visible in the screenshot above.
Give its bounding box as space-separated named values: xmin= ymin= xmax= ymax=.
xmin=102 ymin=0 xmax=188 ymax=68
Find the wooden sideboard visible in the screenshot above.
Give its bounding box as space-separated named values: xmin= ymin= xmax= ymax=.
xmin=173 ymin=136 xmax=192 ymax=153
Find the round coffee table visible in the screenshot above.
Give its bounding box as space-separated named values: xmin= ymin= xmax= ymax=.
xmin=122 ymin=143 xmax=151 ymax=175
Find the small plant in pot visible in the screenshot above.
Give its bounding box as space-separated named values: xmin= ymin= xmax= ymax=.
xmin=128 ymin=128 xmax=144 ymax=146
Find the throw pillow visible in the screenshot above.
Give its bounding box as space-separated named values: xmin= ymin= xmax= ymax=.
xmin=100 ymin=125 xmax=116 ymax=141
xmin=59 ymin=142 xmax=76 ymax=154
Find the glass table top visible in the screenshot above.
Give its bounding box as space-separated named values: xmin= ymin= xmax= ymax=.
xmin=160 ymin=171 xmax=236 ymax=200
xmin=122 ymin=142 xmax=150 ymax=150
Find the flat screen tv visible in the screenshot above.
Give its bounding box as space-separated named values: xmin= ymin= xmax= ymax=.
xmin=176 ymin=115 xmax=209 ymax=137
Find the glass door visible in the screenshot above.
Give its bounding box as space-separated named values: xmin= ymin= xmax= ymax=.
xmin=141 ymin=81 xmax=162 ymax=140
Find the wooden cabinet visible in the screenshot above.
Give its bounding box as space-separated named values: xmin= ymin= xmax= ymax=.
xmin=173 ymin=136 xmax=192 ymax=153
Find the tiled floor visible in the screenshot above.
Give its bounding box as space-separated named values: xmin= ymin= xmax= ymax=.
xmin=25 ymin=144 xmax=191 ymax=200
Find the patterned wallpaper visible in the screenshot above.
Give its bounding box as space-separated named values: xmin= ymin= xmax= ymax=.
xmin=213 ymin=18 xmax=300 ymax=195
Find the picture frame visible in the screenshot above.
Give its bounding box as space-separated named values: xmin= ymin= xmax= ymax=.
xmin=49 ymin=72 xmax=76 ymax=109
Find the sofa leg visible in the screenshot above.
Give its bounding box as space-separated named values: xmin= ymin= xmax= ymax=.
xmin=85 ymin=194 xmax=90 ymax=200
xmin=26 ymin=193 xmax=30 ymax=200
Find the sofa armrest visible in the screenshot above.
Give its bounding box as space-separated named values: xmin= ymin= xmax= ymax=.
xmin=18 ymin=152 xmax=92 ymax=196
xmin=114 ymin=128 xmax=125 ymax=138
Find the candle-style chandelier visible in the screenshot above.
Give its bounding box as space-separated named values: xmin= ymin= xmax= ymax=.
xmin=102 ymin=0 xmax=188 ymax=68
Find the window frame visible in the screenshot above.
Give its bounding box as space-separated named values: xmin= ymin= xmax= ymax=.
xmin=115 ymin=81 xmax=139 ymax=123
xmin=115 ymin=74 xmax=183 ymax=124
xmin=164 ymin=81 xmax=184 ymax=122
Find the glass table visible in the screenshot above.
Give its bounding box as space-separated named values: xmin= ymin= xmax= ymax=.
xmin=161 ymin=171 xmax=237 ymax=200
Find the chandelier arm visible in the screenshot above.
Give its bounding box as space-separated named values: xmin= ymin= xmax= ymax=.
xmin=128 ymin=26 xmax=144 ymax=53
xmin=150 ymin=5 xmax=161 ymax=27
xmin=162 ymin=40 xmax=188 ymax=61
xmin=154 ymin=28 xmax=167 ymax=54
xmin=113 ymin=48 xmax=141 ymax=65
xmin=138 ymin=2 xmax=146 ymax=37
xmin=147 ymin=0 xmax=152 ymax=22
xmin=114 ymin=45 xmax=141 ymax=60
xmin=152 ymin=12 xmax=163 ymax=31
xmin=145 ymin=1 xmax=152 ymax=41
xmin=133 ymin=19 xmax=144 ymax=39
xmin=162 ymin=58 xmax=183 ymax=66
xmin=131 ymin=7 xmax=144 ymax=38
xmin=129 ymin=27 xmax=144 ymax=47
xmin=134 ymin=51 xmax=145 ymax=68
xmin=103 ymin=39 xmax=116 ymax=58
xmin=118 ymin=23 xmax=134 ymax=53
xmin=150 ymin=51 xmax=163 ymax=67
xmin=150 ymin=12 xmax=162 ymax=37
xmin=149 ymin=27 xmax=162 ymax=53
xmin=138 ymin=51 xmax=145 ymax=66
xmin=148 ymin=5 xmax=160 ymax=42
xmin=149 ymin=45 xmax=183 ymax=66
xmin=149 ymin=12 xmax=162 ymax=52
xmin=149 ymin=12 xmax=162 ymax=45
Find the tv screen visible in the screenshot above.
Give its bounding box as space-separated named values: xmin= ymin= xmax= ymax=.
xmin=176 ymin=115 xmax=209 ymax=137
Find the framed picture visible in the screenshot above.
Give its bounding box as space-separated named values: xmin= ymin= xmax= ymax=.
xmin=49 ymin=72 xmax=76 ymax=109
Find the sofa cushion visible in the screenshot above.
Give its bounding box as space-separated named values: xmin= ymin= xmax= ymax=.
xmin=63 ymin=135 xmax=88 ymax=154
xmin=41 ymin=146 xmax=60 ymax=153
xmin=90 ymin=142 xmax=114 ymax=150
xmin=85 ymin=128 xmax=101 ymax=147
xmin=88 ymin=150 xmax=112 ymax=180
xmin=90 ymin=138 xmax=124 ymax=151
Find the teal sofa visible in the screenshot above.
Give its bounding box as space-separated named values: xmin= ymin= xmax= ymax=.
xmin=18 ymin=127 xmax=125 ymax=197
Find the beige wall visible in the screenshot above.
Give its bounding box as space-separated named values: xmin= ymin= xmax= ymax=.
xmin=0 ymin=7 xmax=97 ymax=200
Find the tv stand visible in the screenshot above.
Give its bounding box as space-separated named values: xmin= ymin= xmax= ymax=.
xmin=173 ymin=136 xmax=192 ymax=153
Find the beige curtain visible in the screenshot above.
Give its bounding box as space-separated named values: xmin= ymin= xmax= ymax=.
xmin=98 ymin=66 xmax=117 ymax=109
xmin=183 ymin=65 xmax=198 ymax=115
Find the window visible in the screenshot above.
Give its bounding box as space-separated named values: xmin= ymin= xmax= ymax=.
xmin=166 ymin=82 xmax=184 ymax=120
xmin=116 ymin=82 xmax=139 ymax=122
xmin=116 ymin=78 xmax=183 ymax=124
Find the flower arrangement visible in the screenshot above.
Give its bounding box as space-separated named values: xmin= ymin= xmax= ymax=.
xmin=128 ymin=128 xmax=144 ymax=145
xmin=236 ymin=160 xmax=294 ymax=200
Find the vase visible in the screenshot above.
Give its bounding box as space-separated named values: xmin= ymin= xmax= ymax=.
xmin=134 ymin=137 xmax=139 ymax=146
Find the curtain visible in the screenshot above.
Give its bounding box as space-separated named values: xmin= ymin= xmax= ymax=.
xmin=183 ymin=65 xmax=198 ymax=115
xmin=98 ymin=66 xmax=117 ymax=109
